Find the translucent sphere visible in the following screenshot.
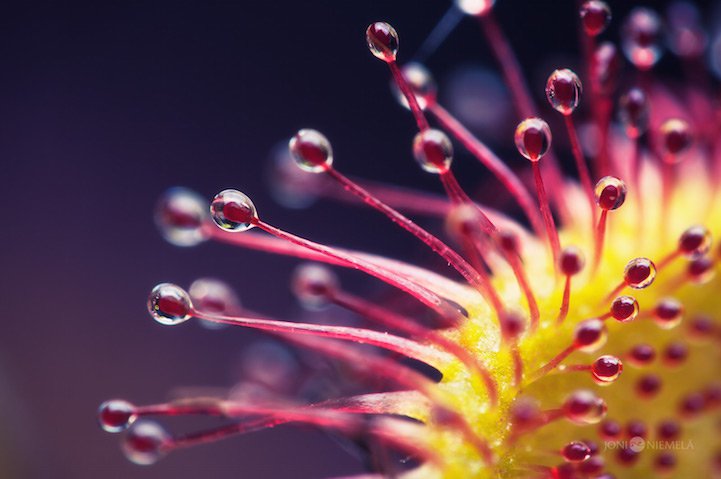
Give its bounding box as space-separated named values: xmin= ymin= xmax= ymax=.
xmin=392 ymin=63 xmax=437 ymax=111
xmin=122 ymin=421 xmax=171 ymax=466
xmin=291 ymin=263 xmax=339 ymax=308
xmin=594 ymin=42 xmax=621 ymax=96
xmin=288 ymin=129 xmax=333 ymax=173
xmin=412 ymin=129 xmax=453 ymax=174
xmin=210 ymin=189 xmax=258 ymax=232
xmin=580 ymin=1 xmax=611 ymax=37
xmin=574 ymin=318 xmax=607 ymax=353
xmin=679 ymin=225 xmax=712 ymax=258
xmin=619 ymin=88 xmax=649 ymax=138
xmin=545 ymin=69 xmax=582 ymax=115
xmin=624 ymin=258 xmax=656 ymax=289
xmin=610 ymin=295 xmax=639 ymax=322
xmin=154 ymin=188 xmax=209 ymax=247
xmin=189 ymin=278 xmax=240 ymax=316
xmin=660 ymin=118 xmax=692 ymax=158
xmin=147 ymin=283 xmax=192 ymax=326
xmin=594 ymin=176 xmax=627 ymax=211
xmin=559 ymin=246 xmax=585 ymax=276
xmin=622 ymin=8 xmax=664 ymax=71
xmin=562 ymin=441 xmax=592 ymax=463
xmin=514 ymin=118 xmax=551 ymax=162
xmin=366 ymin=22 xmax=399 ymax=62
xmin=455 ymin=0 xmax=495 ymax=16
xmin=98 ymin=399 xmax=137 ymax=433
xmin=592 ymin=355 xmax=623 ymax=384
xmin=564 ymin=390 xmax=607 ymax=424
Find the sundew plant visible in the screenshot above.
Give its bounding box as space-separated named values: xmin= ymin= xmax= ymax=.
xmin=98 ymin=1 xmax=721 ymax=477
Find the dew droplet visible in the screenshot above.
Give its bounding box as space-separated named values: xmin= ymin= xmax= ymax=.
xmin=564 ymin=390 xmax=607 ymax=424
xmin=679 ymin=225 xmax=712 ymax=258
xmin=624 ymin=257 xmax=656 ymax=289
xmin=580 ymin=1 xmax=611 ymax=37
xmin=514 ymin=118 xmax=552 ymax=161
xmin=98 ymin=399 xmax=137 ymax=433
xmin=392 ymin=63 xmax=437 ymax=111
xmin=594 ymin=42 xmax=621 ymax=96
xmin=147 ymin=283 xmax=192 ymax=326
xmin=366 ymin=22 xmax=399 ymax=62
xmin=574 ymin=318 xmax=607 ymax=352
xmin=291 ymin=263 xmax=339 ymax=309
xmin=660 ymin=118 xmax=692 ymax=159
xmin=189 ymin=278 xmax=240 ymax=314
xmin=594 ymin=176 xmax=627 ymax=211
xmin=592 ymin=355 xmax=623 ymax=384
xmin=412 ymin=129 xmax=454 ymax=174
xmin=664 ymin=341 xmax=689 ymax=366
xmin=545 ymin=69 xmax=582 ymax=115
xmin=289 ymin=129 xmax=334 ymax=173
xmin=455 ymin=0 xmax=495 ymax=16
xmin=621 ymin=8 xmax=664 ymax=71
xmin=688 ymin=256 xmax=715 ymax=284
xmin=636 ymin=374 xmax=662 ymax=398
xmin=628 ymin=343 xmax=656 ymax=367
xmin=122 ymin=421 xmax=171 ymax=466
xmin=610 ymin=295 xmax=639 ymax=322
xmin=562 ymin=441 xmax=592 ymax=463
xmin=559 ymin=246 xmax=585 ymax=276
xmin=619 ymin=88 xmax=649 ymax=138
xmin=154 ymin=188 xmax=209 ymax=247
xmin=210 ymin=189 xmax=258 ymax=232
xmin=653 ymin=297 xmax=683 ymax=329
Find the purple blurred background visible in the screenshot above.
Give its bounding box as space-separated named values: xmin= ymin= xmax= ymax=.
xmin=0 ymin=0 xmax=703 ymax=477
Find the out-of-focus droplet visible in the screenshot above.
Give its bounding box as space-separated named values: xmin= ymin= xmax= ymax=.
xmin=122 ymin=421 xmax=170 ymax=466
xmin=413 ymin=129 xmax=454 ymax=174
xmin=455 ymin=0 xmax=495 ymax=16
xmin=594 ymin=42 xmax=621 ymax=96
xmin=622 ymin=8 xmax=664 ymax=71
xmin=660 ymin=118 xmax=692 ymax=159
xmin=267 ymin=142 xmax=323 ymax=210
xmin=619 ymin=88 xmax=649 ymax=139
xmin=580 ymin=1 xmax=612 ymax=37
xmin=392 ymin=62 xmax=437 ymax=111
xmin=154 ymin=188 xmax=209 ymax=247
xmin=292 ymin=263 xmax=339 ymax=308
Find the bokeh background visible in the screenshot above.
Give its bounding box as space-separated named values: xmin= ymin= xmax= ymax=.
xmin=0 ymin=0 xmax=714 ymax=477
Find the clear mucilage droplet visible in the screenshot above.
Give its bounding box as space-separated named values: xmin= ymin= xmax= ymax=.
xmin=366 ymin=22 xmax=399 ymax=62
xmin=154 ymin=187 xmax=209 ymax=247
xmin=515 ymin=118 xmax=551 ymax=162
xmin=122 ymin=421 xmax=171 ymax=466
xmin=289 ymin=129 xmax=334 ymax=173
xmin=545 ymin=69 xmax=582 ymax=115
xmin=147 ymin=283 xmax=192 ymax=325
xmin=210 ymin=189 xmax=258 ymax=232
xmin=621 ymin=8 xmax=664 ymax=71
xmin=412 ymin=129 xmax=454 ymax=174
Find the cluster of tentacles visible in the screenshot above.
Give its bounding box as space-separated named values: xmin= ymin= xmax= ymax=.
xmin=99 ymin=1 xmax=721 ymax=478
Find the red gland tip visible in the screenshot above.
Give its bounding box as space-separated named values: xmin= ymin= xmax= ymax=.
xmin=619 ymin=88 xmax=650 ymax=138
xmin=210 ymin=189 xmax=258 ymax=232
xmin=653 ymin=297 xmax=683 ymax=329
xmin=560 ymin=246 xmax=585 ymax=276
xmin=148 ymin=283 xmax=193 ymax=326
xmin=580 ymin=1 xmax=611 ymax=37
xmin=623 ymin=257 xmax=656 ymax=289
xmin=591 ymin=355 xmax=623 ymax=384
xmin=610 ymin=295 xmax=639 ymax=322
xmin=574 ymin=319 xmax=607 ymax=352
xmin=660 ymin=118 xmax=692 ymax=159
xmin=562 ymin=441 xmax=591 ymax=463
xmin=366 ymin=22 xmax=398 ymax=62
xmin=595 ymin=176 xmax=627 ymax=211
xmin=289 ymin=129 xmax=334 ymax=173
xmin=563 ymin=390 xmax=607 ymax=424
xmin=413 ymin=129 xmax=454 ymax=174
xmin=291 ymin=263 xmax=339 ymax=308
xmin=98 ymin=399 xmax=137 ymax=433
xmin=679 ymin=225 xmax=712 ymax=258
xmin=514 ymin=118 xmax=551 ymax=162
xmin=546 ymin=69 xmax=582 ymax=115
